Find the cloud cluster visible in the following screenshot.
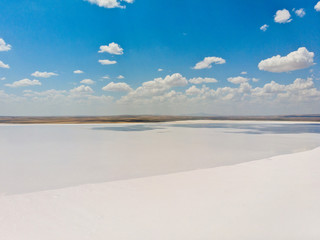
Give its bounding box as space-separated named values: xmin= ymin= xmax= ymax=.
xmin=193 ymin=57 xmax=226 ymax=70
xmin=70 ymin=85 xmax=94 ymax=95
xmin=5 ymin=79 xmax=41 ymax=88
xmin=99 ymin=42 xmax=124 ymax=55
xmin=0 ymin=38 xmax=11 ymax=51
xmin=258 ymin=47 xmax=314 ymax=73
xmin=85 ymin=0 xmax=134 ymax=9
xmin=31 ymin=71 xmax=58 ymax=78
xmin=294 ymin=8 xmax=306 ymax=18
xmin=119 ymin=73 xmax=187 ymax=102
xmin=227 ymin=76 xmax=249 ymax=84
xmin=189 ymin=77 xmax=218 ymax=84
xmin=102 ymin=82 xmax=132 ymax=92
xmin=274 ymin=9 xmax=292 ymax=23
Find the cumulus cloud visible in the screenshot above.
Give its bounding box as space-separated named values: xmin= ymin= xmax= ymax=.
xmin=99 ymin=59 xmax=117 ymax=65
xmin=227 ymin=76 xmax=249 ymax=84
xmin=117 ymin=75 xmax=125 ymax=79
xmin=99 ymin=42 xmax=124 ymax=55
xmin=0 ymin=38 xmax=11 ymax=52
xmin=274 ymin=9 xmax=292 ymax=23
xmin=158 ymin=68 xmax=163 ymax=72
xmin=258 ymin=47 xmax=315 ymax=73
xmin=315 ymin=1 xmax=320 ymax=11
xmin=74 ymin=70 xmax=84 ymax=74
xmin=193 ymin=57 xmax=226 ymax=70
xmin=252 ymin=78 xmax=259 ymax=82
xmin=118 ymin=73 xmax=188 ymax=103
xmin=260 ymin=24 xmax=269 ymax=31
xmin=85 ymin=0 xmax=133 ymax=9
xmin=80 ymin=79 xmax=95 ymax=85
xmin=294 ymin=8 xmax=306 ymax=17
xmin=0 ymin=60 xmax=10 ymax=69
xmin=185 ymin=85 xmax=210 ymax=96
xmin=31 ymin=71 xmax=58 ymax=78
xmin=70 ymin=85 xmax=94 ymax=95
xmin=189 ymin=77 xmax=218 ymax=84
xmin=102 ymin=82 xmax=132 ymax=92
xmin=102 ymin=75 xmax=110 ymax=79
xmin=0 ymin=77 xmax=6 ymax=81
xmin=5 ymin=79 xmax=41 ymax=88
xmin=241 ymin=71 xmax=247 ymax=75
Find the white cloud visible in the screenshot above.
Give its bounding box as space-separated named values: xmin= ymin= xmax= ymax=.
xmin=189 ymin=77 xmax=218 ymax=84
xmin=260 ymin=24 xmax=269 ymax=31
xmin=227 ymin=76 xmax=249 ymax=84
xmin=158 ymin=68 xmax=163 ymax=72
xmin=118 ymin=73 xmax=188 ymax=103
xmin=70 ymin=85 xmax=94 ymax=95
xmin=294 ymin=8 xmax=306 ymax=17
xmin=80 ymin=79 xmax=95 ymax=85
xmin=102 ymin=82 xmax=132 ymax=92
xmin=99 ymin=42 xmax=124 ymax=55
xmin=117 ymin=75 xmax=125 ymax=79
xmin=186 ymin=85 xmax=209 ymax=96
xmin=74 ymin=70 xmax=84 ymax=74
xmin=99 ymin=59 xmax=117 ymax=65
xmin=193 ymin=57 xmax=226 ymax=70
xmin=84 ymin=0 xmax=133 ymax=9
xmin=0 ymin=38 xmax=11 ymax=52
xmin=258 ymin=47 xmax=315 ymax=73
xmin=0 ymin=77 xmax=6 ymax=81
xmin=241 ymin=71 xmax=247 ymax=75
xmin=274 ymin=9 xmax=292 ymax=23
xmin=252 ymin=78 xmax=259 ymax=82
xmin=31 ymin=71 xmax=58 ymax=78
xmin=102 ymin=75 xmax=110 ymax=79
xmin=0 ymin=60 xmax=10 ymax=69
xmin=23 ymin=89 xmax=67 ymax=99
xmin=315 ymin=1 xmax=320 ymax=11
xmin=5 ymin=79 xmax=41 ymax=88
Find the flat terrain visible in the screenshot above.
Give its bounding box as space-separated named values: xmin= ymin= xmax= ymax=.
xmin=0 ymin=114 xmax=320 ymax=124
xmin=1 ymin=146 xmax=320 ymax=240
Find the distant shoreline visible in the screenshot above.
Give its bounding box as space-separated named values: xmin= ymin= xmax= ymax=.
xmin=0 ymin=115 xmax=320 ymax=124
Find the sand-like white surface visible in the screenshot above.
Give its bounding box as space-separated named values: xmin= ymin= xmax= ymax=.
xmin=0 ymin=146 xmax=320 ymax=240
xmin=1 ymin=122 xmax=320 ymax=194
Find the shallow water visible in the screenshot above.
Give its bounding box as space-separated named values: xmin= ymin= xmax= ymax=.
xmin=1 ymin=121 xmax=320 ymax=194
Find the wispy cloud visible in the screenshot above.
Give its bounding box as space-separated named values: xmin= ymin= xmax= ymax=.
xmin=99 ymin=59 xmax=117 ymax=65
xmin=193 ymin=57 xmax=226 ymax=70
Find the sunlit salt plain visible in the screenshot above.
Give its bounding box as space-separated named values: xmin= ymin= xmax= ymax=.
xmin=1 ymin=121 xmax=320 ymax=240
xmin=1 ymin=120 xmax=320 ymax=194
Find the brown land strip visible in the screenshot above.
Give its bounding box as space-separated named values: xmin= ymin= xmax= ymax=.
xmin=0 ymin=115 xmax=319 ymax=124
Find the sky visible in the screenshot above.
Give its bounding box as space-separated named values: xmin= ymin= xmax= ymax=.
xmin=0 ymin=0 xmax=320 ymax=116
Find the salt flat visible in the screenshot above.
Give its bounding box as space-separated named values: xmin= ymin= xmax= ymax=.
xmin=0 ymin=145 xmax=320 ymax=240
xmin=1 ymin=121 xmax=320 ymax=194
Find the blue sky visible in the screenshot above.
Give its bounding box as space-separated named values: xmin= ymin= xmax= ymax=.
xmin=0 ymin=0 xmax=320 ymax=115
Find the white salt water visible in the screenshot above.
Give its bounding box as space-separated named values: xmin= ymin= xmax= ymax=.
xmin=1 ymin=120 xmax=320 ymax=194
